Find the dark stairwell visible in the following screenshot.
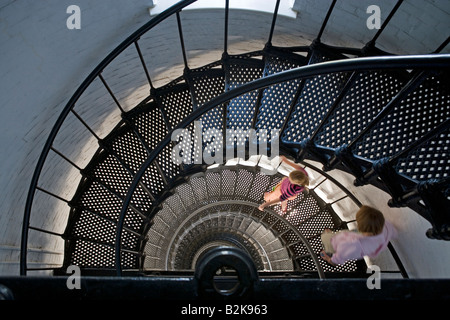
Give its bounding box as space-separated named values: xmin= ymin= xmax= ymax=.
xmin=1 ymin=0 xmax=449 ymax=301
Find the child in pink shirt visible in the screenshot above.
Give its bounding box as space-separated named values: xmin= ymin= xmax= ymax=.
xmin=258 ymin=156 xmax=309 ymax=213
xmin=320 ymin=205 xmax=397 ymax=266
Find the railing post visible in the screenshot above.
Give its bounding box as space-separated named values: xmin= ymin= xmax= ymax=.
xmin=134 ymin=40 xmax=155 ymax=90
xmin=363 ymin=0 xmax=403 ymax=52
xmin=176 ymin=11 xmax=189 ymax=72
xmin=223 ymin=0 xmax=229 ymax=55
xmin=316 ymin=0 xmax=336 ymax=43
xmin=267 ymin=0 xmax=281 ymax=47
xmin=296 ymin=71 xmax=359 ymax=161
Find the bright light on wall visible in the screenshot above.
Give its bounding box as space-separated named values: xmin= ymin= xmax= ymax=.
xmin=149 ymin=0 xmax=297 ymax=18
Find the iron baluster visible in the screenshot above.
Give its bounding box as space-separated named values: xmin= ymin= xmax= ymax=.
xmin=366 ymin=0 xmax=404 ymax=49
xmin=316 ymin=0 xmax=336 ymax=43
xmin=35 ymin=186 xmax=70 ymax=204
xmin=99 ymin=74 xmax=125 ymax=114
xmin=134 ymin=40 xmax=154 ymax=90
xmin=176 ymin=11 xmax=189 ymax=72
xmin=267 ymin=0 xmax=281 ymax=47
xmin=223 ymin=0 xmax=229 ymax=55
xmin=50 ymin=146 xmax=83 ymax=172
xmin=71 ymin=109 xmax=102 ymax=141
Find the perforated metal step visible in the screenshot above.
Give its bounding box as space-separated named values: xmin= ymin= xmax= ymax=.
xmin=142 ymin=164 xmax=364 ymax=276
xmin=59 ymin=46 xmax=449 ymax=276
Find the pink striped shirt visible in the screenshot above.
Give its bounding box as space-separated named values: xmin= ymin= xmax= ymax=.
xmin=279 ymin=167 xmax=308 ymax=201
xmin=279 ymin=176 xmax=304 ymax=201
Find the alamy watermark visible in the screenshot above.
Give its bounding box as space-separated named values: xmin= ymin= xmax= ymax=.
xmin=171 ymin=121 xmax=280 ymax=174
xmin=66 ymin=5 xmax=81 ymax=30
xmin=67 ymin=5 xmax=381 ymax=31
xmin=66 ymin=265 xmax=81 ymax=290
xmin=366 ymin=265 xmax=381 ymax=289
xmin=367 ymin=5 xmax=381 ymax=30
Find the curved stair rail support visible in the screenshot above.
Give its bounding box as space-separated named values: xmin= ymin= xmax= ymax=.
xmin=114 ymin=54 xmax=450 ymax=275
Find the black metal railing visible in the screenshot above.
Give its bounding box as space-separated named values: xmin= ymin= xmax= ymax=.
xmin=20 ymin=0 xmax=450 ymax=277
xmin=113 ymin=54 xmax=449 ymax=275
xmin=20 ymin=0 xmax=197 ymax=276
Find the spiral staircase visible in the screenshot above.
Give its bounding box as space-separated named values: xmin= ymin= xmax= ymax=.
xmin=4 ymin=0 xmax=449 ymax=300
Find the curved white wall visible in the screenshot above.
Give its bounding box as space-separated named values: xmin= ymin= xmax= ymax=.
xmin=0 ymin=0 xmax=448 ymax=277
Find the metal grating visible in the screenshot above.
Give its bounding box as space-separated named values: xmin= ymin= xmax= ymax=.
xmin=255 ymin=55 xmax=303 ymax=134
xmin=72 ymin=209 xmax=116 ymax=244
xmin=158 ymin=84 xmax=193 ymax=129
xmin=69 ymin=239 xmax=137 ymax=269
xmin=352 ymin=74 xmax=450 ymax=160
xmin=316 ymin=70 xmax=405 ymax=148
xmin=221 ymin=169 xmax=237 ymax=199
xmin=226 ymin=58 xmax=264 ymax=133
xmin=395 ymin=127 xmax=450 ymax=182
xmin=156 ymin=143 xmax=181 ymax=181
xmin=192 ymin=71 xmax=226 ymax=156
xmin=141 ymin=163 xmax=166 ymax=196
xmin=89 ymin=152 xmax=152 ymax=217
xmin=285 ymin=195 xmax=322 ymax=226
xmin=70 ymin=240 xmax=115 ymax=268
xmin=205 ymin=171 xmax=221 ymax=199
xmin=91 ymin=153 xmax=133 ymax=199
xmin=282 ymin=72 xmax=350 ymax=143
xmin=129 ymin=103 xmax=169 ymax=151
xmin=192 ymin=70 xmax=225 ymax=106
xmin=234 ymin=168 xmax=254 ymax=200
xmin=70 ymin=187 xmax=144 ymax=268
xmin=189 ymin=175 xmax=210 ymax=203
xmin=281 ymin=48 xmax=348 ymax=143
xmin=176 ymin=183 xmax=197 ymax=209
xmin=79 ymin=180 xmax=123 ymax=222
xmin=107 ymin=127 xmax=148 ymax=173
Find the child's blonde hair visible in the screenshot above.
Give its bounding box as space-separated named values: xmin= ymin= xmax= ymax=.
xmin=356 ymin=205 xmax=385 ymax=235
xmin=289 ymin=170 xmax=309 ymax=186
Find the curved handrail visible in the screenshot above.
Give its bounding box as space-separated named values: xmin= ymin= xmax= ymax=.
xmin=20 ymin=0 xmax=449 ymax=278
xmin=20 ymin=0 xmax=198 ymax=276
xmin=215 ymin=200 xmax=326 ymax=279
xmin=161 ymin=196 xmax=325 ymax=278
xmin=114 ymin=54 xmax=450 ymax=275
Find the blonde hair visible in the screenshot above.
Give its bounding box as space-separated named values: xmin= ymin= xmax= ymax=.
xmin=289 ymin=170 xmax=309 ymax=186
xmin=356 ymin=205 xmax=385 ymax=235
